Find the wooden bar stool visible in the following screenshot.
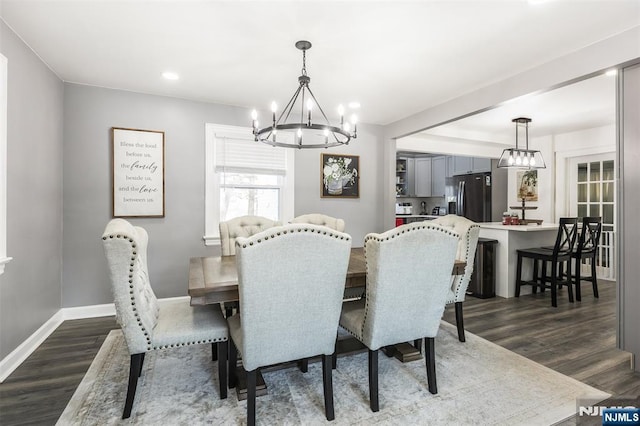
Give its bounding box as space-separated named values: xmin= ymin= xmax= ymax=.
xmin=515 ymin=217 xmax=579 ymax=307
xmin=570 ymin=216 xmax=602 ymax=301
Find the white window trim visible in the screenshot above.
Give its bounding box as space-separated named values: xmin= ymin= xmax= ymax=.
xmin=0 ymin=54 xmax=11 ymax=274
xmin=203 ymin=123 xmax=294 ymax=247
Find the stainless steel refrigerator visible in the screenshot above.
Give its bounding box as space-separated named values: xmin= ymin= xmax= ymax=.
xmin=447 ymin=165 xmax=507 ymax=223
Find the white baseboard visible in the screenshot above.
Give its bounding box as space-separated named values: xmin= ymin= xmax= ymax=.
xmin=0 ymin=296 xmax=191 ymax=383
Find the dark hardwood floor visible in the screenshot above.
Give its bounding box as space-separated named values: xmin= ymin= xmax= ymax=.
xmin=1 ymin=279 xmax=638 ymax=425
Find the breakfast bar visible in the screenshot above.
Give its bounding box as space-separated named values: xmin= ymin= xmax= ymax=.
xmin=478 ymin=222 xmax=559 ymax=298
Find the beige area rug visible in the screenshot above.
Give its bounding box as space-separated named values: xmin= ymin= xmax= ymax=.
xmin=57 ymin=322 xmax=609 ymax=425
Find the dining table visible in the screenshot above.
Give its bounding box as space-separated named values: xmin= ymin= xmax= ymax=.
xmin=188 ymin=247 xmax=466 ymax=305
xmin=188 ymin=247 xmax=466 ymax=399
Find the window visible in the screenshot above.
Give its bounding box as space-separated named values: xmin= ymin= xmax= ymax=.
xmin=0 ymin=54 xmax=10 ymax=274
xmin=203 ymin=124 xmax=294 ymax=246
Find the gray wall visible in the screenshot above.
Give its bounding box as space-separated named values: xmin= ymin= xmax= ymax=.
xmin=63 ymin=83 xmax=385 ymax=307
xmin=620 ymin=63 xmax=640 ymax=371
xmin=0 ymin=21 xmax=64 ymax=359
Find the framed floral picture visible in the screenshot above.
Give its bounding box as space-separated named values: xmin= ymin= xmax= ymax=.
xmin=321 ymin=153 xmax=359 ymax=198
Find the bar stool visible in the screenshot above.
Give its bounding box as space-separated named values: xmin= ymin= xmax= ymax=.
xmin=515 ymin=217 xmax=578 ymax=307
xmin=571 ymin=216 xmax=602 ymax=301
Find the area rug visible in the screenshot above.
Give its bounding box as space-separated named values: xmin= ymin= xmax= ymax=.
xmin=57 ymin=322 xmax=609 ymax=425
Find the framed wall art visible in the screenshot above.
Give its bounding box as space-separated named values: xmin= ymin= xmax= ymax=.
xmin=517 ymin=170 xmax=538 ymax=201
xmin=321 ymin=153 xmax=359 ymax=198
xmin=112 ymin=127 xmax=165 ymax=217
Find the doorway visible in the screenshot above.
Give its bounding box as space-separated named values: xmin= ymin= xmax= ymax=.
xmin=568 ymin=153 xmax=616 ymax=279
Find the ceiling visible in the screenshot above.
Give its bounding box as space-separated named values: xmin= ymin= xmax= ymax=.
xmin=418 ymin=72 xmax=617 ymax=144
xmin=0 ymin=1 xmax=638 ymax=126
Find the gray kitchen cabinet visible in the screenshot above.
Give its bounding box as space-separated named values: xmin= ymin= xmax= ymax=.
xmin=472 ymin=157 xmax=491 ymax=173
xmin=446 ymin=156 xmax=455 ymax=178
xmin=451 ymin=156 xmax=492 ymax=175
xmin=415 ymin=157 xmax=432 ymax=197
xmin=431 ymin=156 xmax=446 ymax=197
xmin=452 ymin=156 xmax=473 ymax=175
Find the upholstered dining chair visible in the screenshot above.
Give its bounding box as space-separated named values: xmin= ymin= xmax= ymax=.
xmin=290 ymin=213 xmax=346 ymax=232
xmin=102 ymin=219 xmax=229 ymax=419
xmin=339 ymin=222 xmax=459 ymax=412
xmin=515 ymin=217 xmax=579 ymax=307
xmin=430 ymin=214 xmax=480 ymax=342
xmin=218 ymin=215 xmax=281 ymax=256
xmin=217 ymin=215 xmax=281 ymax=323
xmin=227 ymin=224 xmax=352 ymax=426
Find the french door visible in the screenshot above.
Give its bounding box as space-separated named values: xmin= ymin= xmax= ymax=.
xmin=568 ymin=153 xmax=616 ymax=279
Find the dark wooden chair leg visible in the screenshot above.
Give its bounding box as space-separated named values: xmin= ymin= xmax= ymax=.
xmin=533 ymin=259 xmax=539 ymax=288
xmin=138 ymin=353 xmax=145 ymax=377
xmin=575 ymin=258 xmax=582 ymax=301
xmin=539 ymin=261 xmax=547 ymax=293
xmin=299 ymin=358 xmax=309 ymax=373
xmin=515 ymin=253 xmax=523 ymax=297
xmin=566 ymin=260 xmax=574 ymax=303
xmin=591 ymin=258 xmax=599 ymax=298
xmin=550 ymin=262 xmax=558 ymax=307
xmin=247 ymin=369 xmax=257 ymax=426
xmin=217 ymin=340 xmax=228 ymax=399
xmin=228 ymin=339 xmax=238 ymax=389
xmin=414 ymin=339 xmax=422 ymax=353
xmin=212 ymin=342 xmax=218 ymax=361
xmin=322 ymin=354 xmax=335 ymax=421
xmin=425 ymin=337 xmax=437 ymax=394
xmin=368 ymin=349 xmax=379 ymax=412
xmin=123 ymin=353 xmax=144 ymax=419
xmin=454 ymin=301 xmax=465 ymax=342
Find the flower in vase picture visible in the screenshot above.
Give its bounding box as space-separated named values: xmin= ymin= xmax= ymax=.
xmin=321 ymin=154 xmax=359 ymax=198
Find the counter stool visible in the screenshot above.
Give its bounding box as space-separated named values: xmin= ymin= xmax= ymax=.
xmin=515 ymin=217 xmax=578 ymax=307
xmin=570 ymin=216 xmax=602 ymax=301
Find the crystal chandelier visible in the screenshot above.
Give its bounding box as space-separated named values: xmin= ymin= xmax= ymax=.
xmin=251 ymin=40 xmax=357 ymax=149
xmin=497 ymin=117 xmax=546 ymax=169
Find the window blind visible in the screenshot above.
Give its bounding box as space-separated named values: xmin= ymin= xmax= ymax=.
xmin=215 ymin=135 xmax=287 ymax=175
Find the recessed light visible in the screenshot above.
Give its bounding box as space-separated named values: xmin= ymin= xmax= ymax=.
xmin=162 ymin=71 xmax=179 ymax=80
xmin=605 ymin=69 xmax=618 ymax=77
xmin=348 ymin=102 xmax=361 ymax=109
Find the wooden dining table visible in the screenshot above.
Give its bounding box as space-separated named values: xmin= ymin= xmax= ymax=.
xmin=188 ymin=247 xmax=466 ymax=306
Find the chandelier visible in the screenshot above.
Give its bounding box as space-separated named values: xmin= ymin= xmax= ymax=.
xmin=251 ymin=40 xmax=357 ymax=149
xmin=497 ymin=117 xmax=546 ymax=169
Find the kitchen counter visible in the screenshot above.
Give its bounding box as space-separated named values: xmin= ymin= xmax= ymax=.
xmin=396 ymin=214 xmax=441 ymax=219
xmin=479 ymin=222 xmax=559 ymax=298
xmin=479 ymin=222 xmax=559 ymax=232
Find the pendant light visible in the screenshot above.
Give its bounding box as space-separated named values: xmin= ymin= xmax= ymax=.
xmin=497 ymin=117 xmax=546 ymax=169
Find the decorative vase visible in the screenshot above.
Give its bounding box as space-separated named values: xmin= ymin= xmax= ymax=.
xmin=327 ymin=178 xmax=343 ymax=195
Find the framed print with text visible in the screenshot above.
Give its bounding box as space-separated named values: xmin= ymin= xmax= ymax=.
xmin=112 ymin=127 xmax=165 ymax=217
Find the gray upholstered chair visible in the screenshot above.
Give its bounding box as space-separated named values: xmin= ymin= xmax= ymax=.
xmin=102 ymin=219 xmax=229 ymax=419
xmin=430 ymin=214 xmax=480 ymax=342
xmin=219 ymin=215 xmax=281 ymax=256
xmin=339 ymin=222 xmax=459 ymax=412
xmin=290 ymin=213 xmax=345 ymax=232
xmin=227 ymin=223 xmax=352 ymax=425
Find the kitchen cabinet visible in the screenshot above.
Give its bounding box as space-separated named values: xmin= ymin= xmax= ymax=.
xmin=431 ymin=156 xmax=446 ymax=197
xmin=415 ymin=157 xmax=432 ymax=197
xmin=396 ymin=157 xmax=415 ymax=197
xmin=451 ymin=156 xmax=492 ymax=175
xmin=472 ymin=157 xmax=491 ymax=173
